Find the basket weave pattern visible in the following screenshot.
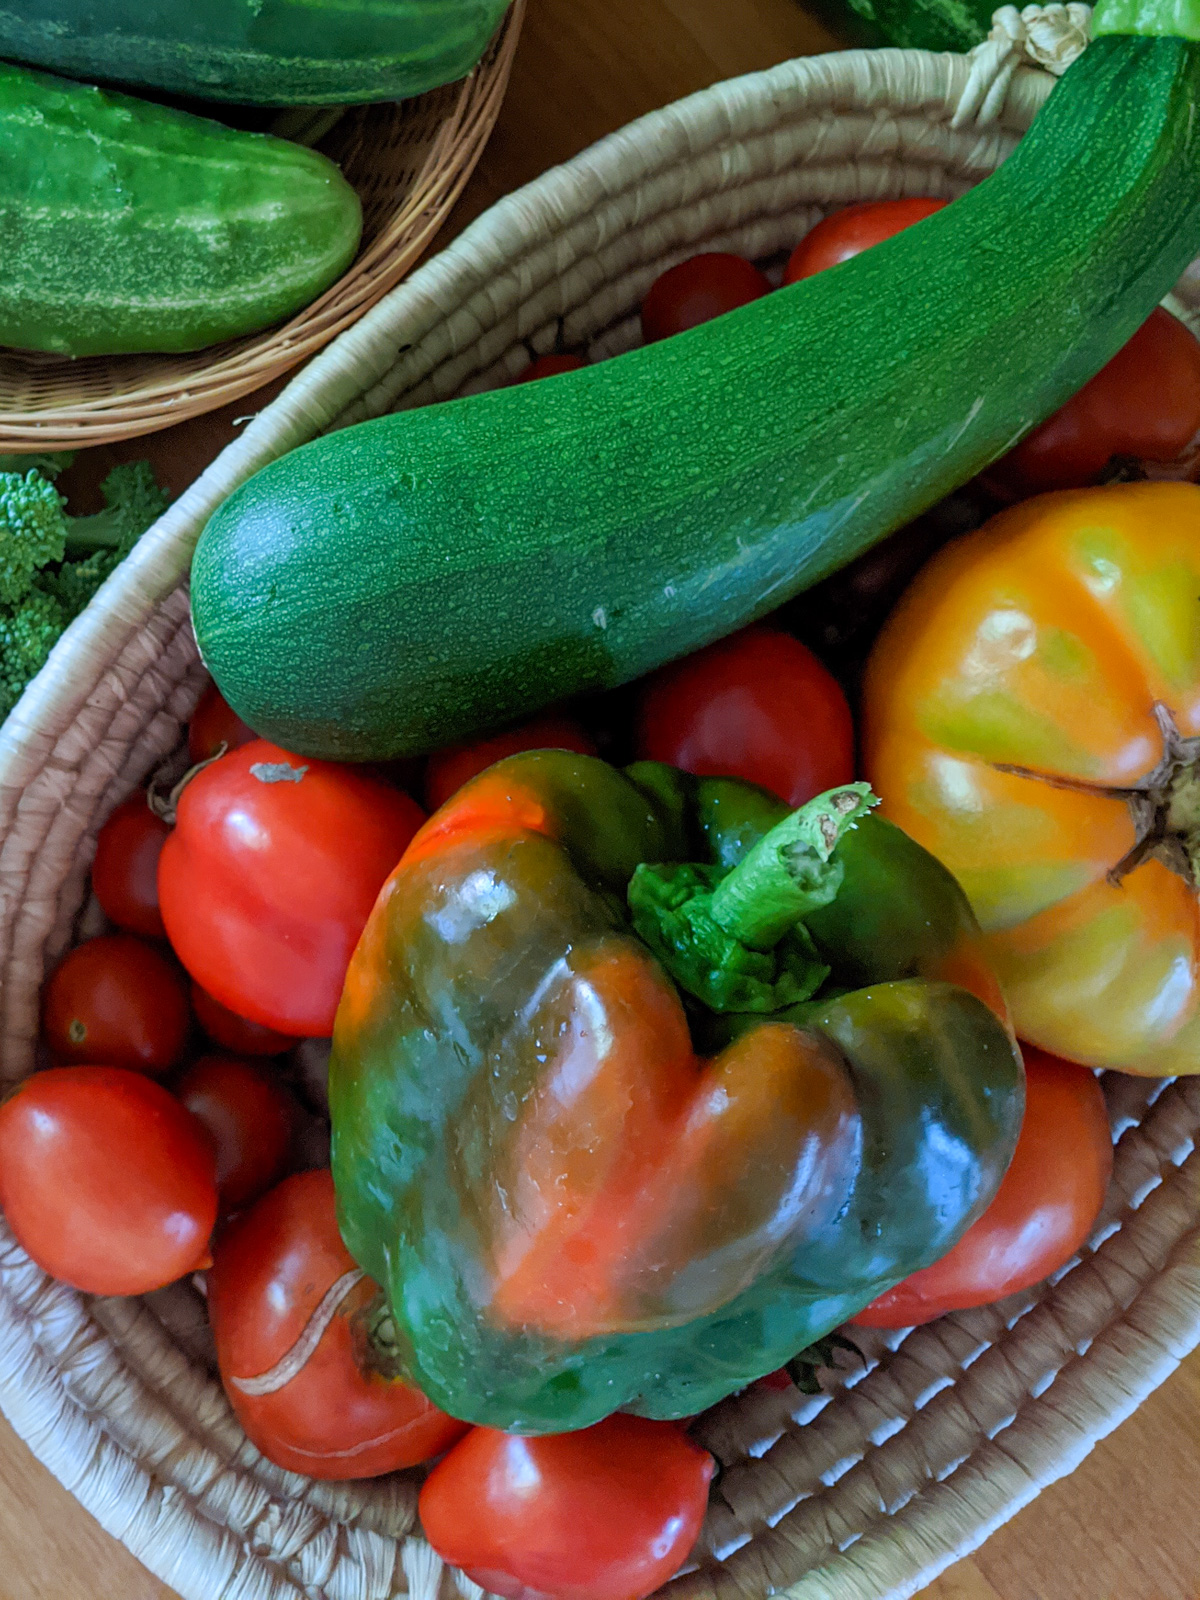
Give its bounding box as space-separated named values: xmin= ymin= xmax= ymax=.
xmin=2 ymin=42 xmax=1200 ymax=1600
xmin=0 ymin=1 xmax=525 ymax=453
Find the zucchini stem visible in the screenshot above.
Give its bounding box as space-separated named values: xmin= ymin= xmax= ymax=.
xmin=1094 ymin=0 xmax=1200 ymax=40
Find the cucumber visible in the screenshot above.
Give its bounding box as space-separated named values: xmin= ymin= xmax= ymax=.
xmin=0 ymin=64 xmax=362 ymax=357
xmin=803 ymin=0 xmax=991 ymax=53
xmin=0 ymin=0 xmax=513 ymax=107
xmin=192 ymin=33 xmax=1200 ymax=762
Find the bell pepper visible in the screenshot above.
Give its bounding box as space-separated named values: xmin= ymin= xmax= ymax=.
xmin=329 ymin=752 xmax=1023 ymax=1433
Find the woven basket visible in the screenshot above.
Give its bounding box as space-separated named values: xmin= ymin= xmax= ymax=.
xmin=3 ymin=34 xmax=1200 ymax=1600
xmin=0 ymin=2 xmax=524 ymax=454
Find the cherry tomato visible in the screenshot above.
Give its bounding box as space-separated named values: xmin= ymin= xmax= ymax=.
xmin=207 ymin=1168 xmax=466 ymax=1478
xmin=425 ymin=713 xmax=597 ymax=812
xmin=996 ymin=308 xmax=1200 ymax=492
xmin=755 ymin=1368 xmax=794 ymax=1392
xmin=420 ymin=1415 xmax=714 ymax=1600
xmin=635 ymin=625 xmax=854 ymax=807
xmin=516 ymin=353 xmax=587 ymax=383
xmin=176 ymin=1054 xmax=295 ymax=1213
xmin=853 ymin=1048 xmax=1112 ymax=1327
xmin=191 ymin=982 xmax=298 ymax=1058
xmin=641 ymin=253 xmax=771 ymax=343
xmin=784 ymin=198 xmax=948 ymax=282
xmin=41 ymin=934 xmax=190 ymax=1075
xmin=91 ymin=792 xmax=171 ymax=940
xmin=187 ymin=681 xmax=257 ymax=764
xmin=0 ymin=1065 xmax=217 ymax=1295
xmin=158 ymin=741 xmax=424 ymax=1037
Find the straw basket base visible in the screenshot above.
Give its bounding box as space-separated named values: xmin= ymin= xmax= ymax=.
xmin=0 ymin=1 xmax=525 ymax=453
xmin=1 ymin=39 xmax=1199 ymax=1600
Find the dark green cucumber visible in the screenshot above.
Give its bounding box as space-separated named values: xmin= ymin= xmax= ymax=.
xmin=0 ymin=64 xmax=362 ymax=357
xmin=192 ymin=34 xmax=1200 ymax=761
xmin=815 ymin=0 xmax=1200 ymax=53
xmin=802 ymin=0 xmax=991 ymax=52
xmin=0 ymin=0 xmax=513 ymax=107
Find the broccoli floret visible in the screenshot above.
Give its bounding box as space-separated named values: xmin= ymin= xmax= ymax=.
xmin=0 ymin=460 xmax=169 ymax=607
xmin=0 ymin=459 xmax=169 ymax=725
xmin=0 ymin=586 xmax=67 ymax=720
xmin=38 ymin=550 xmax=118 ymax=617
xmin=0 ymin=471 xmax=69 ymax=605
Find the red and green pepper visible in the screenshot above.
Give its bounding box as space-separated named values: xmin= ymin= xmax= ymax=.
xmin=330 ymin=751 xmax=1023 ymax=1433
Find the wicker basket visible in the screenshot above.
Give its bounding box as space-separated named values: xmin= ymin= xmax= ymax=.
xmin=0 ymin=2 xmax=525 ymax=454
xmin=3 ymin=26 xmax=1200 ymax=1600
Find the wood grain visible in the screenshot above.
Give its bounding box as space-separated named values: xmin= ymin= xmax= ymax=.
xmin=4 ymin=0 xmax=1200 ymax=1595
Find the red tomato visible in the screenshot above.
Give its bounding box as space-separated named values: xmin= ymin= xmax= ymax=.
xmin=420 ymin=1416 xmax=715 ymax=1600
xmin=41 ymin=934 xmax=190 ymax=1075
xmin=635 ymin=626 xmax=854 ymax=807
xmin=754 ymin=1369 xmax=794 ymax=1393
xmin=996 ymin=308 xmax=1200 ymax=492
xmin=158 ymin=741 xmax=424 ymax=1037
xmin=91 ymin=792 xmax=171 ymax=940
xmin=0 ymin=1065 xmax=217 ymax=1295
xmin=425 ymin=714 xmax=597 ymax=813
xmin=784 ymin=198 xmax=948 ymax=282
xmin=853 ymin=1048 xmax=1112 ymax=1327
xmin=516 ymin=353 xmax=587 ymax=383
xmin=176 ymin=1054 xmax=295 ymax=1212
xmin=641 ymin=253 xmax=771 ymax=343
xmin=207 ymin=1168 xmax=466 ymax=1477
xmin=191 ymin=982 xmax=298 ymax=1058
xmin=187 ymin=681 xmax=257 ymax=764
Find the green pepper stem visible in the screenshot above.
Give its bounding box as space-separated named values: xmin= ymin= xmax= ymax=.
xmin=627 ymin=784 xmax=879 ymax=1016
xmin=709 ymin=784 xmax=878 ymax=950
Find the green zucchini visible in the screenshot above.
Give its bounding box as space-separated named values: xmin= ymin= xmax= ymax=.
xmin=0 ymin=0 xmax=513 ymax=107
xmin=0 ymin=64 xmax=362 ymax=357
xmin=192 ymin=27 xmax=1200 ymax=762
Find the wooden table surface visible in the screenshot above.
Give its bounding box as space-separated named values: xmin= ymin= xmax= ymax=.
xmin=5 ymin=0 xmax=1200 ymax=1596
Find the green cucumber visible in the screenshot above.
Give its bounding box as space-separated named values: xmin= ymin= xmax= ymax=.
xmin=192 ymin=31 xmax=1200 ymax=762
xmin=0 ymin=64 xmax=362 ymax=357
xmin=0 ymin=0 xmax=513 ymax=107
xmin=802 ymin=0 xmax=992 ymax=53
xmin=816 ymin=0 xmax=1200 ymax=52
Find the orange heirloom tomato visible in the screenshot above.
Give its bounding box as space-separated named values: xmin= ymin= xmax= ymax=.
xmin=864 ymin=481 xmax=1200 ymax=1075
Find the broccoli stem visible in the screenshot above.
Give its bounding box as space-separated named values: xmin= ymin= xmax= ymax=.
xmin=64 ymin=509 xmax=133 ymax=554
xmin=0 ymin=452 xmax=74 ymax=480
